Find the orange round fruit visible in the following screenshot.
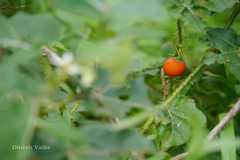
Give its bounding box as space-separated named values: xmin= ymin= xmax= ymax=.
xmin=163 ymin=58 xmax=186 ymax=77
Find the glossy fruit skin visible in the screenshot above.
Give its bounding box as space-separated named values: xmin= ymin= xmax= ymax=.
xmin=163 ymin=58 xmax=186 ymax=77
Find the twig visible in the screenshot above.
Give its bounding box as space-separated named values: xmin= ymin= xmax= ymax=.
xmin=171 ymin=152 xmax=189 ymax=160
xmin=208 ymin=100 xmax=240 ymax=140
xmin=171 ymin=99 xmax=240 ymax=160
xmin=225 ymin=2 xmax=240 ymax=29
xmin=0 ymin=4 xmax=27 ymax=10
xmin=112 ymin=111 xmax=152 ymax=131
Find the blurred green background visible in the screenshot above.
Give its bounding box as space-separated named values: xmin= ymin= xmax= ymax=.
xmin=1 ymin=0 xmax=240 ymax=160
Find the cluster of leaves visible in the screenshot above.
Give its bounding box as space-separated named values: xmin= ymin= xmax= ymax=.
xmin=0 ymin=0 xmax=240 ymax=160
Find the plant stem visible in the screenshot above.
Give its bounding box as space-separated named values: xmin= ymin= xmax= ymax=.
xmin=176 ymin=18 xmax=183 ymax=56
xmin=208 ymin=100 xmax=240 ymax=141
xmin=112 ymin=111 xmax=152 ymax=131
xmin=161 ymin=68 xmax=169 ymax=100
xmin=142 ymin=63 xmax=204 ymax=132
xmin=160 ymin=63 xmax=203 ymax=109
xmin=177 ymin=18 xmax=183 ymax=45
xmin=225 ymin=2 xmax=240 ymax=29
xmin=171 ymin=152 xmax=189 ymax=160
xmin=141 ymin=117 xmax=154 ymax=133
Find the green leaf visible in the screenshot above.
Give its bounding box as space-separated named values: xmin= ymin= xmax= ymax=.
xmin=37 ymin=113 xmax=83 ymax=144
xmin=53 ymin=0 xmax=99 ymax=16
xmin=127 ymin=78 xmax=152 ymax=106
xmin=0 ymin=59 xmax=40 ymax=96
xmin=162 ymin=98 xmax=206 ymax=149
xmin=52 ymin=0 xmax=102 ymax=32
xmin=197 ymin=0 xmax=238 ymax=12
xmin=203 ymin=53 xmax=220 ymax=66
xmin=95 ymin=77 xmax=152 ymax=118
xmin=109 ymin=0 xmax=168 ymax=30
xmin=0 ymin=13 xmax=62 ymax=46
xmin=11 ymin=13 xmax=62 ymax=44
xmin=0 ymin=99 xmax=35 ymax=160
xmin=97 ymin=96 xmax=142 ymax=118
xmin=80 ymin=124 xmax=154 ymax=153
xmin=203 ymin=28 xmax=240 ymax=82
xmin=219 ymin=113 xmax=236 ymax=160
xmin=224 ymin=53 xmax=240 ymax=82
xmin=204 ymin=28 xmax=240 ymax=52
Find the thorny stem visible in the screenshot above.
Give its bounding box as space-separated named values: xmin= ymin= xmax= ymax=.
xmin=142 ymin=18 xmax=190 ymax=133
xmin=177 ymin=19 xmax=183 ymax=45
xmin=160 ymin=63 xmax=203 ymax=109
xmin=161 ymin=68 xmax=169 ymax=100
xmin=176 ymin=18 xmax=183 ymax=56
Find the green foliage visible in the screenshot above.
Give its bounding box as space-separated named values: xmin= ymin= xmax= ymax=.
xmin=219 ymin=113 xmax=236 ymax=160
xmin=162 ymin=98 xmax=206 ymax=149
xmin=0 ymin=0 xmax=240 ymax=160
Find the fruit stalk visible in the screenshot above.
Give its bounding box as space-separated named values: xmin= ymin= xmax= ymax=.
xmin=161 ymin=63 xmax=203 ymax=109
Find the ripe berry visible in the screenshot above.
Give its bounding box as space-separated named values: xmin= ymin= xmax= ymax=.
xmin=163 ymin=58 xmax=186 ymax=77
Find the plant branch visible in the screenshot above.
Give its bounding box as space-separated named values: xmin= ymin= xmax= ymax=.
xmin=112 ymin=111 xmax=152 ymax=131
xmin=171 ymin=152 xmax=189 ymax=160
xmin=161 ymin=68 xmax=169 ymax=100
xmin=208 ymin=99 xmax=240 ymax=140
xmin=171 ymin=99 xmax=240 ymax=160
xmin=0 ymin=5 xmax=26 ymax=9
xmin=142 ymin=63 xmax=204 ymax=133
xmin=225 ymin=2 xmax=240 ymax=29
xmin=177 ymin=18 xmax=183 ymax=45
